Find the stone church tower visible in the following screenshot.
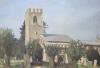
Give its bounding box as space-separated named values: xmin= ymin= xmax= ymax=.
xmin=25 ymin=8 xmax=44 ymax=45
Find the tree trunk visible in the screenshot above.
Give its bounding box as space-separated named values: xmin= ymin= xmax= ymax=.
xmin=7 ymin=57 xmax=10 ymax=67
xmin=49 ymin=58 xmax=54 ymax=68
xmin=4 ymin=54 xmax=10 ymax=68
xmin=24 ymin=54 xmax=31 ymax=68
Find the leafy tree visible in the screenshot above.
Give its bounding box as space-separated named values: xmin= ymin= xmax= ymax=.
xmin=28 ymin=40 xmax=43 ymax=62
xmin=11 ymin=38 xmax=21 ymax=58
xmin=0 ymin=28 xmax=5 ymax=66
xmin=24 ymin=40 xmax=43 ymax=68
xmin=86 ymin=47 xmax=100 ymax=65
xmin=0 ymin=29 xmax=5 ymax=58
xmin=0 ymin=28 xmax=15 ymax=67
xmin=14 ymin=21 xmax=25 ymax=59
xmin=66 ymin=40 xmax=86 ymax=63
xmin=4 ymin=29 xmax=15 ymax=67
xmin=20 ymin=21 xmax=25 ymax=41
xmin=45 ymin=46 xmax=61 ymax=68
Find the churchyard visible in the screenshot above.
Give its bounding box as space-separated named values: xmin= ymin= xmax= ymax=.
xmin=0 ymin=58 xmax=100 ymax=68
xmin=0 ymin=28 xmax=100 ymax=68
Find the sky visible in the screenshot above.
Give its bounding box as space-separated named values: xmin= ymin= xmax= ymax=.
xmin=0 ymin=0 xmax=100 ymax=41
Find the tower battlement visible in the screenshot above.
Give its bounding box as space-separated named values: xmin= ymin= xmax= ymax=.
xmin=33 ymin=8 xmax=43 ymax=14
xmin=26 ymin=8 xmax=43 ymax=14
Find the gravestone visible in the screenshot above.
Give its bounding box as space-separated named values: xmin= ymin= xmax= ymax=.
xmin=93 ymin=60 xmax=97 ymax=67
xmin=83 ymin=58 xmax=87 ymax=66
xmin=88 ymin=61 xmax=92 ymax=68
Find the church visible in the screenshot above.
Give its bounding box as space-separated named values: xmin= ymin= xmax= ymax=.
xmin=24 ymin=8 xmax=100 ymax=63
xmin=24 ymin=8 xmax=73 ymax=63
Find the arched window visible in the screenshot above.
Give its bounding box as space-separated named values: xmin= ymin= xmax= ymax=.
xmin=33 ymin=16 xmax=37 ymax=23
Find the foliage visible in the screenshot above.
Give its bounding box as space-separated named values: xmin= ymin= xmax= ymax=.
xmin=19 ymin=21 xmax=25 ymax=57
xmin=0 ymin=28 xmax=15 ymax=67
xmin=28 ymin=40 xmax=43 ymax=62
xmin=0 ymin=29 xmax=5 ymax=58
xmin=86 ymin=47 xmax=100 ymax=65
xmin=0 ymin=28 xmax=15 ymax=57
xmin=45 ymin=46 xmax=61 ymax=68
xmin=66 ymin=40 xmax=86 ymax=63
xmin=12 ymin=21 xmax=25 ymax=59
xmin=20 ymin=21 xmax=25 ymax=41
xmin=45 ymin=46 xmax=61 ymax=59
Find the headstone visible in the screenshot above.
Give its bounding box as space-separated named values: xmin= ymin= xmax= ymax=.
xmin=83 ymin=58 xmax=87 ymax=66
xmin=80 ymin=57 xmax=84 ymax=64
xmin=54 ymin=55 xmax=58 ymax=62
xmin=65 ymin=54 xmax=68 ymax=63
xmin=80 ymin=57 xmax=87 ymax=66
xmin=77 ymin=60 xmax=81 ymax=65
xmin=93 ymin=60 xmax=97 ymax=67
xmin=88 ymin=61 xmax=92 ymax=68
xmin=30 ymin=56 xmax=32 ymax=63
xmin=43 ymin=49 xmax=47 ymax=62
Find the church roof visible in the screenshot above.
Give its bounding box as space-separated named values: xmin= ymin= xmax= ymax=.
xmin=82 ymin=40 xmax=100 ymax=46
xmin=43 ymin=34 xmax=73 ymax=43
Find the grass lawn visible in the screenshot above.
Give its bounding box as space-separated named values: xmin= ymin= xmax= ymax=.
xmin=78 ymin=64 xmax=91 ymax=68
xmin=1 ymin=59 xmax=100 ymax=68
xmin=78 ymin=65 xmax=100 ymax=68
xmin=10 ymin=60 xmax=24 ymax=66
xmin=0 ymin=59 xmax=24 ymax=68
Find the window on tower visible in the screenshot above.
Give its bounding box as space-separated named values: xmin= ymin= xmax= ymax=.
xmin=33 ymin=16 xmax=37 ymax=23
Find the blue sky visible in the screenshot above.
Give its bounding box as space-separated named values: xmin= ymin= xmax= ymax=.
xmin=0 ymin=0 xmax=100 ymax=40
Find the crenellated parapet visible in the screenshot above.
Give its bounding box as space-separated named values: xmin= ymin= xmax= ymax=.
xmin=25 ymin=8 xmax=43 ymax=15
xmin=33 ymin=8 xmax=43 ymax=14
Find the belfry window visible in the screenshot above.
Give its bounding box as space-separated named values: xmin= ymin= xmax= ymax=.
xmin=33 ymin=16 xmax=37 ymax=23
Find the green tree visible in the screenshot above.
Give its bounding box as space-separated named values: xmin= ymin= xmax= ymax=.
xmin=86 ymin=47 xmax=100 ymax=65
xmin=18 ymin=21 xmax=25 ymax=59
xmin=0 ymin=29 xmax=5 ymax=65
xmin=20 ymin=21 xmax=25 ymax=41
xmin=0 ymin=29 xmax=5 ymax=58
xmin=66 ymin=40 xmax=86 ymax=67
xmin=45 ymin=46 xmax=61 ymax=68
xmin=0 ymin=28 xmax=15 ymax=67
xmin=24 ymin=40 xmax=43 ymax=67
xmin=28 ymin=40 xmax=43 ymax=62
xmin=12 ymin=21 xmax=25 ymax=60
